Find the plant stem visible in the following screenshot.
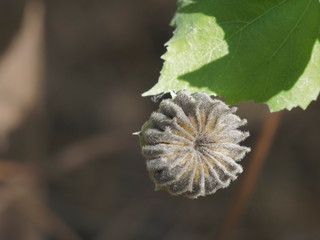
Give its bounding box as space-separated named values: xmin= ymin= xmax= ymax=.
xmin=216 ymin=111 xmax=283 ymax=240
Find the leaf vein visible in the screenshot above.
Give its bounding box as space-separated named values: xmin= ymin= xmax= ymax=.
xmin=254 ymin=0 xmax=313 ymax=73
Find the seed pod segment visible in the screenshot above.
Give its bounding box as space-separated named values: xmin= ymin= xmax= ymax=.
xmin=139 ymin=91 xmax=250 ymax=199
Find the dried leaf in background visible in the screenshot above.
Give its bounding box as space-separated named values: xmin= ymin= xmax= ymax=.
xmin=0 ymin=0 xmax=44 ymax=146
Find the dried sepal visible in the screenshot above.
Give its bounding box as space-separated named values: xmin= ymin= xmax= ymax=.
xmin=139 ymin=91 xmax=250 ymax=199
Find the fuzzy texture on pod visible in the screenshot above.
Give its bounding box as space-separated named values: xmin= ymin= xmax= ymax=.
xmin=139 ymin=91 xmax=250 ymax=199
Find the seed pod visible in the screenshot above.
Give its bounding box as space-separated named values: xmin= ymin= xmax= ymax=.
xmin=138 ymin=91 xmax=250 ymax=199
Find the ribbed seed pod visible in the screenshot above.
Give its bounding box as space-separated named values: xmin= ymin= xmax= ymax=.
xmin=139 ymin=91 xmax=250 ymax=199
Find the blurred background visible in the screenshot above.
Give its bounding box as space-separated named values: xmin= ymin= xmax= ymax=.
xmin=0 ymin=0 xmax=319 ymax=239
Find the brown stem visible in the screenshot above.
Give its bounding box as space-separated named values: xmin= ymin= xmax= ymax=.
xmin=216 ymin=111 xmax=283 ymax=240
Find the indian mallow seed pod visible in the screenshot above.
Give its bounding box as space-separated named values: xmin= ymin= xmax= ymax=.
xmin=137 ymin=91 xmax=250 ymax=199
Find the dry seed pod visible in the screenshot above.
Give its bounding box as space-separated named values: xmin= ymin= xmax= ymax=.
xmin=139 ymin=91 xmax=250 ymax=199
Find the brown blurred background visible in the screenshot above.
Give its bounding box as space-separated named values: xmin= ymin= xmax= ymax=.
xmin=0 ymin=0 xmax=319 ymax=239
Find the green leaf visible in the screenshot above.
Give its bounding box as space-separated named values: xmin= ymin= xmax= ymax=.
xmin=143 ymin=0 xmax=320 ymax=111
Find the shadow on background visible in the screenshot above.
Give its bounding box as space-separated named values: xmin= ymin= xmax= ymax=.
xmin=178 ymin=0 xmax=320 ymax=103
xmin=0 ymin=0 xmax=25 ymax=56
